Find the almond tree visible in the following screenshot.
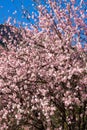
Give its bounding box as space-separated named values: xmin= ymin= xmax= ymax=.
xmin=0 ymin=0 xmax=87 ymax=130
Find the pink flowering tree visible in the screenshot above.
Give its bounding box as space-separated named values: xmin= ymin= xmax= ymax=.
xmin=0 ymin=0 xmax=87 ymax=130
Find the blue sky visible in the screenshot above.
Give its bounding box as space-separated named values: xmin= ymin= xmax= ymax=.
xmin=0 ymin=0 xmax=86 ymax=29
xmin=0 ymin=0 xmax=86 ymax=47
xmin=0 ymin=0 xmax=86 ymax=25
xmin=0 ymin=0 xmax=36 ymax=26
